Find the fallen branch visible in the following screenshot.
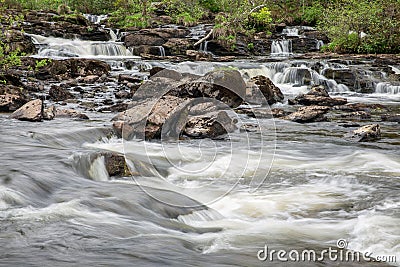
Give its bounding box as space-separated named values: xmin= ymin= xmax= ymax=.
xmin=194 ymin=29 xmax=214 ymax=47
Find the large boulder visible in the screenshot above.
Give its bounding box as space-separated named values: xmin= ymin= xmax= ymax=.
xmin=289 ymin=85 xmax=347 ymax=106
xmin=112 ymin=96 xmax=191 ymax=140
xmin=284 ymin=105 xmax=330 ymax=123
xmin=9 ymin=99 xmax=43 ymax=122
xmin=184 ymin=111 xmax=237 ymax=138
xmin=246 ymin=75 xmax=284 ymax=105
xmin=171 ymin=69 xmax=246 ymax=108
xmin=345 ymin=124 xmax=381 ymax=142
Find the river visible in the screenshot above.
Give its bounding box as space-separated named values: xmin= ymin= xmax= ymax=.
xmin=0 ymin=32 xmax=399 ymax=266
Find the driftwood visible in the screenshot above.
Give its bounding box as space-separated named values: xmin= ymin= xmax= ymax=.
xmin=194 ymin=29 xmax=214 ymax=47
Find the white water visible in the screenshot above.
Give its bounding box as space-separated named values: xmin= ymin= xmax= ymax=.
xmin=375 ymin=82 xmax=400 ymax=94
xmin=28 ymin=34 xmax=140 ymax=59
xmin=271 ymin=39 xmax=292 ymax=57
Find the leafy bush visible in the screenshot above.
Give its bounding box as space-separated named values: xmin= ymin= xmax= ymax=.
xmin=319 ymin=0 xmax=400 ymax=54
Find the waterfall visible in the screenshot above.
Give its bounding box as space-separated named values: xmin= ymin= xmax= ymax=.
xmin=28 ymin=34 xmax=139 ymax=59
xmin=375 ymin=82 xmax=400 ymax=94
xmin=316 ymin=40 xmax=324 ymax=50
xmin=84 ymin=14 xmax=108 ymax=25
xmin=199 ymin=41 xmax=209 ymax=53
xmin=271 ymin=39 xmax=292 ymax=57
xmin=109 ymin=29 xmax=118 ymax=41
xmin=187 ymin=24 xmax=207 ymax=40
xmin=282 ymin=27 xmax=299 ymax=37
xmin=158 ymin=46 xmax=166 ymax=57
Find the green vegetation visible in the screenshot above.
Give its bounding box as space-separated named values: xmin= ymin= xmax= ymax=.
xmin=1 ymin=0 xmax=400 ymax=54
xmin=318 ymin=0 xmax=400 ymax=54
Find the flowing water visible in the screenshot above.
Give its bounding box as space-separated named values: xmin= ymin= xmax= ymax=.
xmin=1 ymin=33 xmax=399 ymax=266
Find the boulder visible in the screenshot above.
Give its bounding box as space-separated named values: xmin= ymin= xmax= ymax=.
xmin=246 ymin=75 xmax=284 ymax=105
xmin=82 ymin=75 xmax=100 ymax=83
xmin=0 ymin=93 xmax=27 ymax=112
xmin=345 ymin=124 xmax=381 ymax=142
xmin=49 ymin=85 xmax=74 ymax=101
xmin=102 ymin=152 xmax=131 ymax=177
xmin=9 ymin=99 xmax=43 ymax=122
xmin=335 ymin=103 xmax=387 ymax=112
xmin=112 ymin=96 xmax=190 ymax=140
xmin=171 ymin=69 xmax=246 ymax=108
xmin=284 ymin=105 xmax=330 ymax=123
xmin=289 ymin=85 xmax=347 ymax=106
xmin=183 ymin=111 xmax=237 ymax=138
xmin=55 ymin=108 xmax=89 ymax=119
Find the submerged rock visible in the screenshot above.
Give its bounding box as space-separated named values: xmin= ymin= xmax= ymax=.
xmin=284 ymin=105 xmax=330 ymax=123
xmin=381 ymin=114 xmax=400 ymax=123
xmin=289 ymin=85 xmax=347 ymax=106
xmin=246 ymin=75 xmax=284 ymax=105
xmin=345 ymin=124 xmax=381 ymax=142
xmin=9 ymin=99 xmax=43 ymax=122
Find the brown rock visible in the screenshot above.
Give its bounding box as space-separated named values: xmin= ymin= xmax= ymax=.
xmin=55 ymin=108 xmax=89 ymax=119
xmin=184 ymin=111 xmax=237 ymax=138
xmin=9 ymin=99 xmax=43 ymax=122
xmin=0 ymin=93 xmax=27 ymax=112
xmin=289 ymin=85 xmax=347 ymax=106
xmin=284 ymin=105 xmax=330 ymax=123
xmin=246 ymin=75 xmax=284 ymax=105
xmin=49 ymin=85 xmax=74 ymax=101
xmin=345 ymin=124 xmax=381 ymax=142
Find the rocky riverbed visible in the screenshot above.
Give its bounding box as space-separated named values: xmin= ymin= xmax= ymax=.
xmin=0 ymin=9 xmax=399 ymax=267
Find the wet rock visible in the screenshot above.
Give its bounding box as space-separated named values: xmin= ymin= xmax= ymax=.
xmin=55 ymin=108 xmax=89 ymax=119
xmin=184 ymin=111 xmax=237 ymax=138
xmin=339 ymin=111 xmax=371 ymax=120
xmin=335 ymin=103 xmax=388 ymax=112
xmin=345 ymin=124 xmax=381 ymax=142
xmin=163 ymin=38 xmax=191 ymax=56
xmin=236 ymin=107 xmax=288 ymax=118
xmin=43 ymin=105 xmax=56 ymax=120
xmin=36 ymin=58 xmax=110 ymax=81
xmin=98 ymin=103 xmax=129 ymax=113
xmin=118 ymin=74 xmax=142 ymax=84
xmin=284 ymin=105 xmax=330 ymax=123
xmin=186 ymin=50 xmax=212 ymax=61
xmin=49 ymin=85 xmax=74 ymax=101
xmin=150 ymin=67 xmax=165 ymax=77
xmin=123 ymin=28 xmax=189 ymax=48
xmin=115 ymin=90 xmax=131 ymax=99
xmin=9 ymin=99 xmax=43 ymax=122
xmin=289 ymin=85 xmax=347 ymax=106
xmin=246 ymin=75 xmax=284 ymax=105
xmin=102 ymin=152 xmax=131 ymax=177
xmin=172 ymin=69 xmax=246 ymax=108
xmin=82 ymin=75 xmax=99 ymax=83
xmin=0 ymin=93 xmax=27 ymax=112
xmin=3 ymin=30 xmax=35 ymax=55
xmin=381 ymin=114 xmax=400 ymax=123
xmin=112 ymin=96 xmax=190 ymax=139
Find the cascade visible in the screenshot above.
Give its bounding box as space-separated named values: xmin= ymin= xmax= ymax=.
xmin=271 ymin=39 xmax=292 ymax=57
